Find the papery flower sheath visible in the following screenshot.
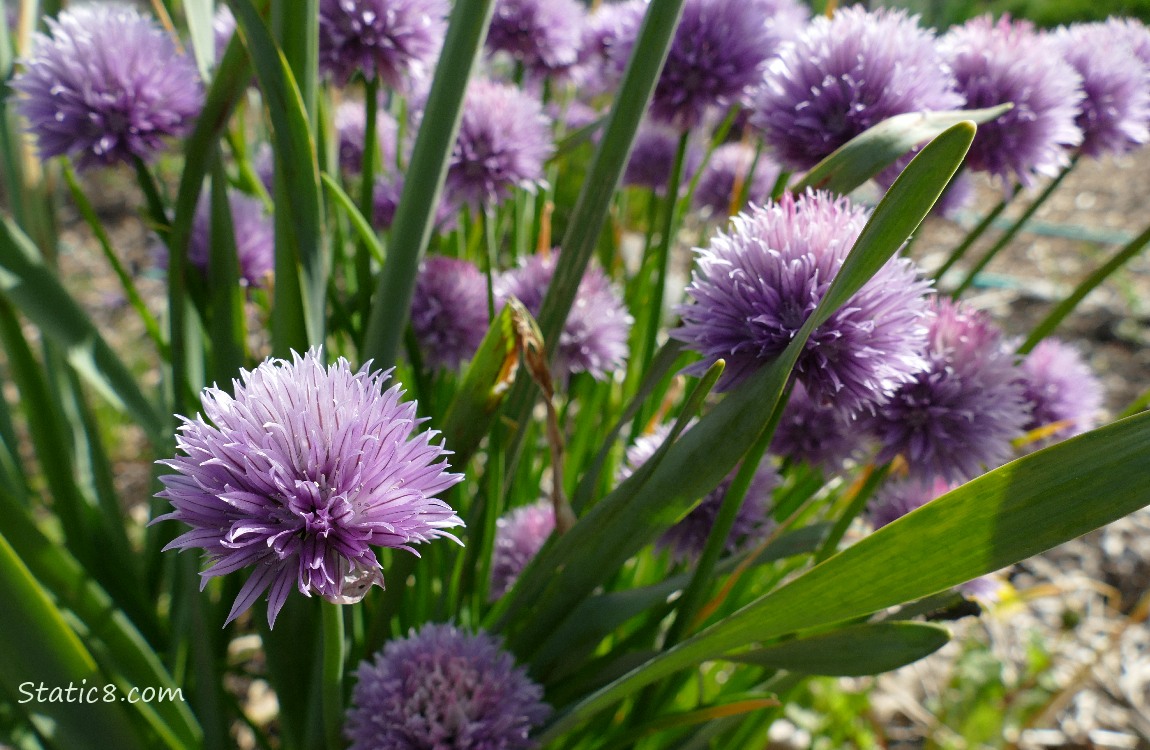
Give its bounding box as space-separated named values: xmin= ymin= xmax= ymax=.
xmin=12 ymin=4 xmax=204 ymax=169
xmin=673 ymin=191 xmax=931 ymax=413
xmin=155 ymin=351 xmax=463 ymax=627
xmin=497 ymin=251 xmax=631 ymax=381
xmin=346 ymin=624 xmax=550 ymax=750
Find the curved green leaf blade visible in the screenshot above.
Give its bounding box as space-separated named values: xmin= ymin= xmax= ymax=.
xmin=723 ymin=622 xmax=950 ymax=677
xmin=0 ymin=217 xmax=163 ymax=442
xmin=231 ymin=0 xmax=325 ymax=348
xmin=541 ymin=410 xmax=1150 ymax=739
xmin=504 ymin=122 xmax=975 ymax=658
xmin=0 ymin=533 xmax=151 ymax=749
xmin=0 ymin=489 xmax=200 ymax=747
xmin=362 ymin=0 xmax=496 ymax=368
xmin=793 ymin=105 xmax=1009 ymax=195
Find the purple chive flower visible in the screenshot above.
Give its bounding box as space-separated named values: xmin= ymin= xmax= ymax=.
xmin=253 ymin=142 xmax=275 ymax=193
xmin=154 ymin=351 xmax=464 ymax=627
xmin=941 ymin=15 xmax=1083 ymax=186
xmin=622 ymin=122 xmax=703 ymax=193
xmin=335 ymin=99 xmax=400 ymax=174
xmin=753 ymin=6 xmax=963 ymax=172
xmin=673 ymin=191 xmax=932 ymax=413
xmin=576 ymin=0 xmax=647 ymax=94
xmin=489 ymin=500 xmax=555 ymax=601
xmin=487 ymin=0 xmax=586 ymax=77
xmin=1106 ymin=17 xmax=1150 ymax=69
xmin=1017 ymin=338 xmax=1104 ymax=449
xmin=620 ymin=423 xmax=777 ymax=563
xmin=770 ymin=380 xmax=860 ymax=473
xmin=319 ymin=0 xmax=448 ymax=88
xmin=188 ymin=191 xmax=274 ymax=288
xmin=866 ymin=299 xmax=1029 ymax=483
xmin=411 ymin=256 xmax=491 ymax=370
xmin=638 ymin=0 xmax=780 ymax=129
xmin=346 ymin=624 xmax=550 ymax=750
xmin=693 ymin=142 xmax=780 ymax=216
xmin=212 ymin=6 xmax=237 ymax=64
xmin=749 ymin=0 xmax=810 ymax=51
xmin=445 ymin=79 xmax=553 ymax=208
xmin=497 ymin=251 xmax=632 ymax=381
xmin=1053 ymin=23 xmax=1150 ymax=158
xmin=12 ymin=4 xmax=204 ymax=169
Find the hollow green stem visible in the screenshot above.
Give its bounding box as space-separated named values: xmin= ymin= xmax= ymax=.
xmin=1019 ymin=218 xmax=1150 ymax=355
xmin=813 ymin=461 xmax=891 ymax=565
xmin=953 ymin=156 xmax=1079 ymax=296
xmin=62 ymin=162 xmax=168 ymax=359
xmin=321 ymin=603 xmax=345 ymax=750
xmin=932 ymin=185 xmax=1017 ymax=282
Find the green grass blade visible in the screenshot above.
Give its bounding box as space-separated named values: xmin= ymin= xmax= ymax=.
xmin=231 ymin=0 xmax=325 ymax=349
xmin=440 ymin=301 xmax=523 ymax=468
xmin=320 ymin=171 xmax=385 ymax=264
xmin=0 ymin=488 xmax=201 ymax=747
xmin=541 ymin=410 xmax=1150 ymax=738
xmin=0 ymin=217 xmax=164 ymax=442
xmin=1018 ymin=220 xmax=1150 ymax=354
xmin=723 ymin=622 xmax=950 ymax=676
xmin=207 ymin=160 xmax=247 ymax=381
xmin=361 ymin=0 xmax=496 ymax=368
xmin=167 ymin=18 xmax=256 ymax=420
xmin=498 ymin=0 xmax=689 ymax=465
xmin=183 ymin=0 xmax=216 ymax=79
xmin=0 ymin=533 xmax=152 ymax=749
xmin=793 ymin=106 xmax=1007 ymax=196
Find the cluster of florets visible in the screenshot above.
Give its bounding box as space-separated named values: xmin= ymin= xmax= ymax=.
xmin=346 ymin=624 xmax=550 ymax=750
xmin=674 ymin=191 xmax=1105 ymax=483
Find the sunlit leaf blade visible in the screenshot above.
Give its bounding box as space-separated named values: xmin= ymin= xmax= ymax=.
xmin=723 ymin=622 xmax=950 ymax=676
xmin=0 ymin=533 xmax=152 ymax=749
xmin=183 ymin=0 xmax=216 ymax=79
xmin=793 ymin=105 xmax=1008 ymax=195
xmin=0 ymin=489 xmax=201 ymax=747
xmin=0 ymin=217 xmax=163 ymax=442
xmin=503 ymin=122 xmax=975 ymax=660
xmin=541 ymin=410 xmax=1150 ymax=739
